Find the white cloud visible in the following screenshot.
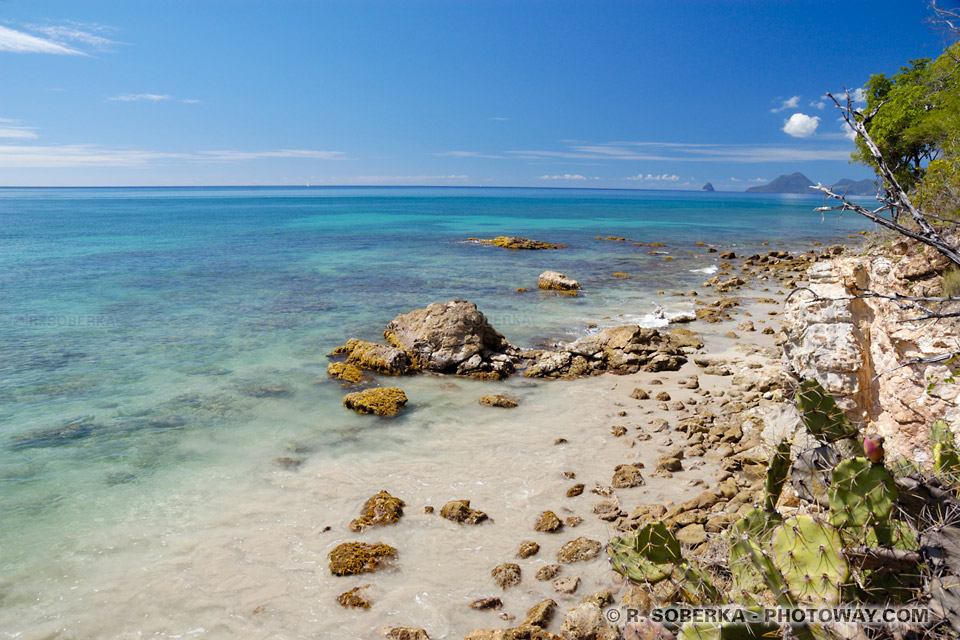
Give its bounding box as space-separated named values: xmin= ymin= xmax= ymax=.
xmin=851 ymin=87 xmax=866 ymax=103
xmin=0 ymin=125 xmax=37 ymax=139
xmin=109 ymin=93 xmax=200 ymax=104
xmin=782 ymin=113 xmax=820 ymax=138
xmin=434 ymin=150 xmax=504 ymax=159
xmin=839 ymin=117 xmax=858 ymax=141
xmin=510 ymin=140 xmax=849 ymax=163
xmin=626 ymin=173 xmax=681 ymax=181
xmin=109 ymin=94 xmax=173 ymax=102
xmin=489 ymin=117 xmax=509 ymax=121
xmin=26 ymin=23 xmax=119 ymax=51
xmin=0 ymin=144 xmax=345 ymax=168
xmin=771 ymin=96 xmax=800 ymax=113
xmin=810 ymin=100 xmax=826 ymax=110
xmin=538 ymin=174 xmax=588 ymax=180
xmin=195 ymin=150 xmax=344 ymax=161
xmin=0 ymin=25 xmax=84 ymax=55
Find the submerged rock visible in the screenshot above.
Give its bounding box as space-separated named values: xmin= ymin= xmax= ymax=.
xmin=534 ymin=510 xmax=563 ymax=532
xmin=492 ymin=563 xmax=522 ymax=589
xmin=383 ymin=629 xmax=431 ymax=640
xmin=524 ymin=599 xmax=557 ymax=627
xmin=342 ymin=387 xmax=408 ymax=416
xmin=327 ymin=362 xmax=366 ymax=384
xmin=536 ymin=564 xmax=562 ymax=581
xmin=242 ymin=384 xmax=294 ymax=398
xmin=440 ymin=499 xmax=488 ymax=524
xmin=384 ymin=300 xmax=520 ymax=379
xmin=478 ymin=236 xmax=565 ymax=250
xmin=337 ymin=584 xmax=373 ymax=609
xmin=538 ymin=270 xmax=581 ymax=294
xmin=328 ymin=541 xmax=397 ymax=576
xmin=470 ymin=597 xmax=504 ymax=610
xmin=348 ymin=490 xmax=405 ymax=532
xmin=331 ymin=339 xmax=415 ymax=376
xmin=557 ymin=537 xmax=602 ymax=563
xmin=479 ymin=394 xmax=519 ymax=408
xmin=517 ymin=541 xmax=540 ymax=558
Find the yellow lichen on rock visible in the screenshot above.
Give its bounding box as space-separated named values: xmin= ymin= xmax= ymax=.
xmin=327 ymin=362 xmax=365 ymax=384
xmin=331 ymin=339 xmax=415 ymax=376
xmin=342 ymin=387 xmax=409 ymax=416
xmin=348 ymin=490 xmax=406 ymax=532
xmin=328 ymin=541 xmax=397 ymax=576
xmin=478 ymin=394 xmax=519 ymax=408
xmin=477 ymin=236 xmax=565 ymax=250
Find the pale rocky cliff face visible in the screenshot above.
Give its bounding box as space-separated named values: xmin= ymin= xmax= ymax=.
xmin=782 ymin=241 xmax=959 ymax=461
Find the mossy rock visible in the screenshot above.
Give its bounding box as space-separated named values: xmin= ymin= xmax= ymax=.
xmin=336 ymin=584 xmax=373 ymax=608
xmin=348 ymin=490 xmax=405 ymax=532
xmin=479 ymin=236 xmax=565 ymax=250
xmin=342 ymin=387 xmax=408 ymax=416
xmin=557 ymin=537 xmax=602 ymax=563
xmin=440 ymin=499 xmax=488 ymax=524
xmin=479 ymin=394 xmax=519 ymax=409
xmin=327 ymin=362 xmax=365 ymax=384
xmin=331 ymin=339 xmax=415 ymax=376
xmin=328 ymin=541 xmax=397 ymax=576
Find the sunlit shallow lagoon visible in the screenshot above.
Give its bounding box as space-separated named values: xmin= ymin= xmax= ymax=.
xmin=0 ymin=186 xmax=871 ymax=637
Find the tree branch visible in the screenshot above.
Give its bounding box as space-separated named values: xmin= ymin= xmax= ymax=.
xmin=815 ymin=91 xmax=960 ymax=266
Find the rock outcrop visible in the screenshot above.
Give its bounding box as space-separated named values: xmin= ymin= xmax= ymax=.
xmin=538 ymin=270 xmax=581 ymax=294
xmin=384 ymin=300 xmax=520 ymax=380
xmin=331 ymin=339 xmax=415 ymax=376
xmin=782 ymin=239 xmax=960 ymax=460
xmin=476 ymin=236 xmax=565 ymax=250
xmin=334 ymin=300 xmax=690 ymax=383
xmin=525 ymin=325 xmax=687 ymax=378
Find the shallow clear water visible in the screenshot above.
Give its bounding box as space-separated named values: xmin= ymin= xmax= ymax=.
xmin=0 ymin=186 xmax=870 ymax=637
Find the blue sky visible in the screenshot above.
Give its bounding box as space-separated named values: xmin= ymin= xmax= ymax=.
xmin=0 ymin=0 xmax=951 ymax=188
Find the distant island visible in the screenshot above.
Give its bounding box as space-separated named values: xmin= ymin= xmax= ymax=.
xmin=745 ymin=172 xmax=876 ymax=195
xmin=701 ymin=182 xmax=715 ymax=192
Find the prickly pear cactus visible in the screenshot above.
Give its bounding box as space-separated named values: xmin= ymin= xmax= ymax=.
xmin=771 ymin=516 xmax=849 ymax=605
xmin=608 ymin=537 xmax=672 ymax=584
xmin=727 ymin=508 xmax=783 ymax=599
xmin=931 ymin=419 xmax=954 ymax=447
xmin=633 ymin=521 xmax=683 ymax=564
xmin=796 ymin=379 xmax=858 ymax=443
xmin=828 ymin=458 xmax=898 ymax=529
xmin=609 ymin=522 xmax=719 ymax=603
xmin=764 ymin=439 xmax=792 ymax=511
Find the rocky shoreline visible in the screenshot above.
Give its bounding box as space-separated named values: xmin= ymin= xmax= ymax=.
xmin=320 ymin=237 xmax=872 ymax=639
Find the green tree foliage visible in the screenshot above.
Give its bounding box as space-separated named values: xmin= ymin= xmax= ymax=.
xmin=854 ymin=42 xmax=960 ymax=217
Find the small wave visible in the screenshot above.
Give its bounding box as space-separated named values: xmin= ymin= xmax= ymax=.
xmin=689 ymin=265 xmax=718 ymax=275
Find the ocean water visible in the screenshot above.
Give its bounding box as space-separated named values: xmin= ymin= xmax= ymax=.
xmin=0 ymin=187 xmax=871 ymax=638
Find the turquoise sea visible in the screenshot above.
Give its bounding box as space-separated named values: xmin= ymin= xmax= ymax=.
xmin=0 ymin=187 xmax=871 ymax=637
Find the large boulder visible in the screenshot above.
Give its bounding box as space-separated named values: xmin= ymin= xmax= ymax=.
xmin=384 ymin=300 xmax=520 ymax=379
xmin=525 ymin=325 xmax=687 ymax=378
xmin=538 ymin=270 xmax=581 ymax=293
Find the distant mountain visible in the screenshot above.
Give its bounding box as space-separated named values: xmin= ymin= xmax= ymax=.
xmin=830 ymin=178 xmax=877 ymax=196
xmin=701 ymin=182 xmax=715 ymax=192
xmin=745 ymin=172 xmax=815 ymax=194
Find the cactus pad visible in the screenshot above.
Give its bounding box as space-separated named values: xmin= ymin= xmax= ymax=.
xmin=607 ymin=537 xmax=672 ymax=584
xmin=796 ymin=379 xmax=857 ymax=443
xmin=931 ymin=419 xmax=954 ymax=447
xmin=828 ymin=458 xmax=898 ymax=529
xmin=764 ymin=439 xmax=792 ymax=511
xmin=632 ymin=521 xmax=683 ymax=564
xmin=771 ymin=516 xmax=848 ymax=604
